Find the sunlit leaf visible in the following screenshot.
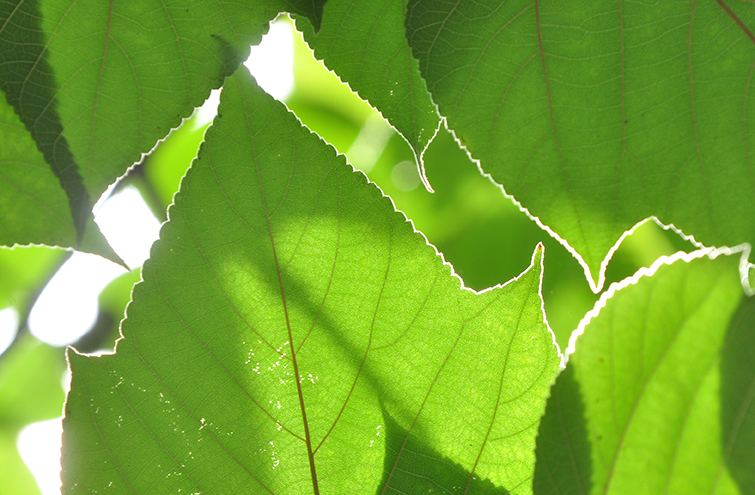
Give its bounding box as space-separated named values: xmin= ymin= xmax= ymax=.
xmin=61 ymin=69 xmax=559 ymax=494
xmin=406 ymin=0 xmax=755 ymax=291
xmin=296 ymin=0 xmax=440 ymax=185
xmin=534 ymin=252 xmax=755 ymax=494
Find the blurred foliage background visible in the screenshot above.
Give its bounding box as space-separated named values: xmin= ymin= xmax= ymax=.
xmin=0 ymin=16 xmax=692 ymax=494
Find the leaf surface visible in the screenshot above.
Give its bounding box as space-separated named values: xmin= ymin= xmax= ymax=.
xmin=406 ymin=0 xmax=755 ymax=290
xmin=534 ymin=252 xmax=755 ymax=494
xmin=296 ymin=0 xmax=440 ymax=186
xmin=61 ymin=69 xmax=559 ymax=494
xmin=0 ymin=0 xmax=322 ymax=249
xmin=0 ymin=93 xmax=114 ymax=254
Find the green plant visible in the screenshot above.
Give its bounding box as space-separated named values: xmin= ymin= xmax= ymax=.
xmin=1 ymin=0 xmax=754 ymax=493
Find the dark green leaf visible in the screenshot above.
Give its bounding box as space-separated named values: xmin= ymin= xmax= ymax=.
xmin=406 ymin=0 xmax=755 ymax=290
xmin=0 ymin=430 xmax=41 ymax=495
xmin=0 ymin=96 xmax=113 ymax=255
xmin=0 ymin=0 xmax=323 ymax=249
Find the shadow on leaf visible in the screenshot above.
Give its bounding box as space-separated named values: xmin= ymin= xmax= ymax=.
xmin=720 ymin=296 xmax=755 ymax=493
xmin=379 ymin=408 xmax=508 ymax=494
xmin=0 ymin=0 xmax=91 ymax=240
xmin=532 ymin=366 xmax=591 ymax=495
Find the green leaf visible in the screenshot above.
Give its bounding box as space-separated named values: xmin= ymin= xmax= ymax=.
xmin=0 ymin=94 xmax=114 ymax=256
xmin=0 ymin=332 xmax=66 ymax=429
xmin=0 ymin=332 xmax=67 ymax=494
xmin=61 ymin=69 xmax=559 ymax=494
xmin=0 ymin=429 xmax=41 ymax=495
xmin=0 ymin=245 xmax=65 ymax=312
xmin=406 ymin=0 xmax=755 ymax=291
xmin=296 ymin=0 xmax=440 ymax=187
xmin=534 ymin=252 xmax=755 ymax=494
xmin=0 ymin=0 xmax=323 ymax=250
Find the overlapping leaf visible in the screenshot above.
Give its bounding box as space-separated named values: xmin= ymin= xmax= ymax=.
xmin=406 ymin=0 xmax=755 ymax=291
xmin=0 ymin=0 xmax=323 ymax=250
xmin=0 ymin=93 xmax=114 ymax=255
xmin=61 ymin=70 xmax=559 ymax=494
xmin=296 ymin=0 xmax=440 ymax=186
xmin=534 ymin=252 xmax=755 ymax=494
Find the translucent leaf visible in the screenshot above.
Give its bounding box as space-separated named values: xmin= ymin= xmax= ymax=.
xmin=61 ymin=69 xmax=559 ymax=494
xmin=406 ymin=0 xmax=755 ymax=291
xmin=296 ymin=0 xmax=441 ymax=187
xmin=534 ymin=252 xmax=755 ymax=494
xmin=0 ymin=0 xmax=323 ymax=248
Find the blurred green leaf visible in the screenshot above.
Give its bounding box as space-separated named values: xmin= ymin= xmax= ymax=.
xmin=71 ymin=268 xmax=141 ymax=355
xmin=534 ymin=252 xmax=755 ymax=494
xmin=406 ymin=0 xmax=755 ymax=291
xmin=0 ymin=332 xmax=66 ymax=495
xmin=62 ymin=69 xmax=558 ymax=494
xmin=0 ymin=430 xmax=41 ymax=495
xmin=0 ymin=246 xmax=66 ymax=312
xmin=144 ymin=118 xmax=210 ymax=215
xmin=0 ymin=332 xmax=66 ymax=429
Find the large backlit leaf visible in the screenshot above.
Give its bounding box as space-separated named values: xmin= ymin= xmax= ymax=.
xmin=406 ymin=0 xmax=755 ymax=291
xmin=533 ymin=252 xmax=755 ymax=494
xmin=0 ymin=0 xmax=323 ymax=249
xmin=61 ymin=69 xmax=559 ymax=494
xmin=296 ymin=0 xmax=440 ymax=186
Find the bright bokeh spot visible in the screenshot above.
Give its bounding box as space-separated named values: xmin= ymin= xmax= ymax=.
xmin=28 ymin=252 xmax=126 ymax=347
xmin=17 ymin=418 xmax=63 ymax=495
xmin=195 ymin=17 xmax=294 ymax=127
xmin=391 ymin=160 xmax=421 ymax=192
xmin=346 ymin=114 xmax=394 ymax=173
xmin=0 ymin=306 xmax=18 ymax=355
xmin=94 ymin=185 xmax=162 ymax=269
xmin=245 ymin=17 xmax=294 ymax=101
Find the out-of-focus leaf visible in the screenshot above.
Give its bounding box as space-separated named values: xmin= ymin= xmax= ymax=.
xmin=534 ymin=252 xmax=755 ymax=494
xmin=71 ymin=268 xmax=141 ymax=355
xmin=0 ymin=0 xmax=324 ymax=250
xmin=61 ymin=69 xmax=558 ymax=494
xmin=144 ymin=118 xmax=209 ymax=214
xmin=0 ymin=332 xmax=66 ymax=429
xmin=0 ymin=246 xmax=65 ymax=312
xmin=406 ymin=0 xmax=755 ymax=291
xmin=0 ymin=332 xmax=66 ymax=494
xmin=295 ymin=0 xmax=440 ymax=185
xmin=0 ymin=430 xmax=41 ymax=495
